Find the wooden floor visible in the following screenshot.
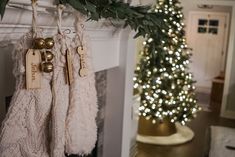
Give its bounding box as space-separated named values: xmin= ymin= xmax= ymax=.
xmin=136 ymin=111 xmax=235 ymax=157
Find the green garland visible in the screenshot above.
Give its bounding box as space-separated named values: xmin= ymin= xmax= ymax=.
xmin=0 ymin=0 xmax=8 ymax=18
xmin=0 ymin=0 xmax=169 ymax=39
xmin=59 ymin=0 xmax=155 ymax=38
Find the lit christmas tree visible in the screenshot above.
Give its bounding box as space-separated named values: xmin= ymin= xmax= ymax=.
xmin=134 ymin=0 xmax=201 ymax=126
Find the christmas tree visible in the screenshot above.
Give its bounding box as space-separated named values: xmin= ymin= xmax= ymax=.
xmin=134 ymin=0 xmax=201 ymax=126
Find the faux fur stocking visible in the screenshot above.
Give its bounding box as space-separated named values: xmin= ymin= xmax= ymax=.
xmin=65 ymin=12 xmax=98 ymax=156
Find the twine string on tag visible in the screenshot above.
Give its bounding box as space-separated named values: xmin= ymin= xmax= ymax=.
xmin=57 ymin=4 xmax=66 ymax=35
xmin=31 ymin=0 xmax=38 ymax=38
xmin=74 ymin=12 xmax=85 ymax=48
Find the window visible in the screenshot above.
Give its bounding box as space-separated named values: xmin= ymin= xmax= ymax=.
xmin=209 ymin=28 xmax=218 ymax=34
xmin=198 ymin=19 xmax=208 ymax=26
xmin=209 ymin=20 xmax=219 ymax=26
xmin=198 ymin=27 xmax=207 ymax=33
xmin=197 ymin=19 xmax=219 ymax=35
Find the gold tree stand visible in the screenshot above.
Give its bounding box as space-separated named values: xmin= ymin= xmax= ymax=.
xmin=137 ymin=116 xmax=194 ymax=145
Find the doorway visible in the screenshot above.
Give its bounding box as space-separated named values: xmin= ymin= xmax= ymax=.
xmin=187 ymin=11 xmax=230 ymax=112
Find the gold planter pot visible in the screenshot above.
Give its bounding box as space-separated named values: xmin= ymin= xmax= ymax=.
xmin=138 ymin=116 xmax=177 ymax=136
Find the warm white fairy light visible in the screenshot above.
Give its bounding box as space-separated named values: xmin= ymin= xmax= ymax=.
xmin=148 ymin=38 xmax=153 ymax=43
xmin=134 ymin=83 xmax=138 ymax=88
xmin=146 ymin=95 xmax=151 ymax=100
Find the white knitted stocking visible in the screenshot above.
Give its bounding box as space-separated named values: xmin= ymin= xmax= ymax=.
xmin=0 ymin=32 xmax=52 ymax=157
xmin=0 ymin=1 xmax=54 ymax=156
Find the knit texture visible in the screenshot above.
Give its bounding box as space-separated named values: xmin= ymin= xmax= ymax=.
xmin=50 ymin=33 xmax=70 ymax=157
xmin=0 ymin=32 xmax=52 ymax=157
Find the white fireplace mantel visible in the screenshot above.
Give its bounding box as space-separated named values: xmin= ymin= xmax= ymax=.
xmin=0 ymin=1 xmax=136 ymax=157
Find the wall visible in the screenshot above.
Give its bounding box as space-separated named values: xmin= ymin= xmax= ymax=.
xmin=138 ymin=0 xmax=154 ymax=5
xmin=225 ymin=5 xmax=235 ymax=112
xmin=226 ymin=50 xmax=235 ymax=111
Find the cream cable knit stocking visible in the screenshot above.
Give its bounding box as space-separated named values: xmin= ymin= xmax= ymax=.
xmin=50 ymin=33 xmax=70 ymax=157
xmin=65 ymin=12 xmax=98 ymax=156
xmin=0 ymin=3 xmax=69 ymax=157
xmin=0 ymin=7 xmax=53 ymax=157
xmin=50 ymin=5 xmax=70 ymax=156
xmin=0 ymin=2 xmax=53 ymax=156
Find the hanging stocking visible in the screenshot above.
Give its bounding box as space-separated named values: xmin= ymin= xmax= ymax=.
xmin=0 ymin=1 xmax=52 ymax=157
xmin=49 ymin=4 xmax=71 ymax=157
xmin=65 ymin=11 xmax=98 ymax=156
